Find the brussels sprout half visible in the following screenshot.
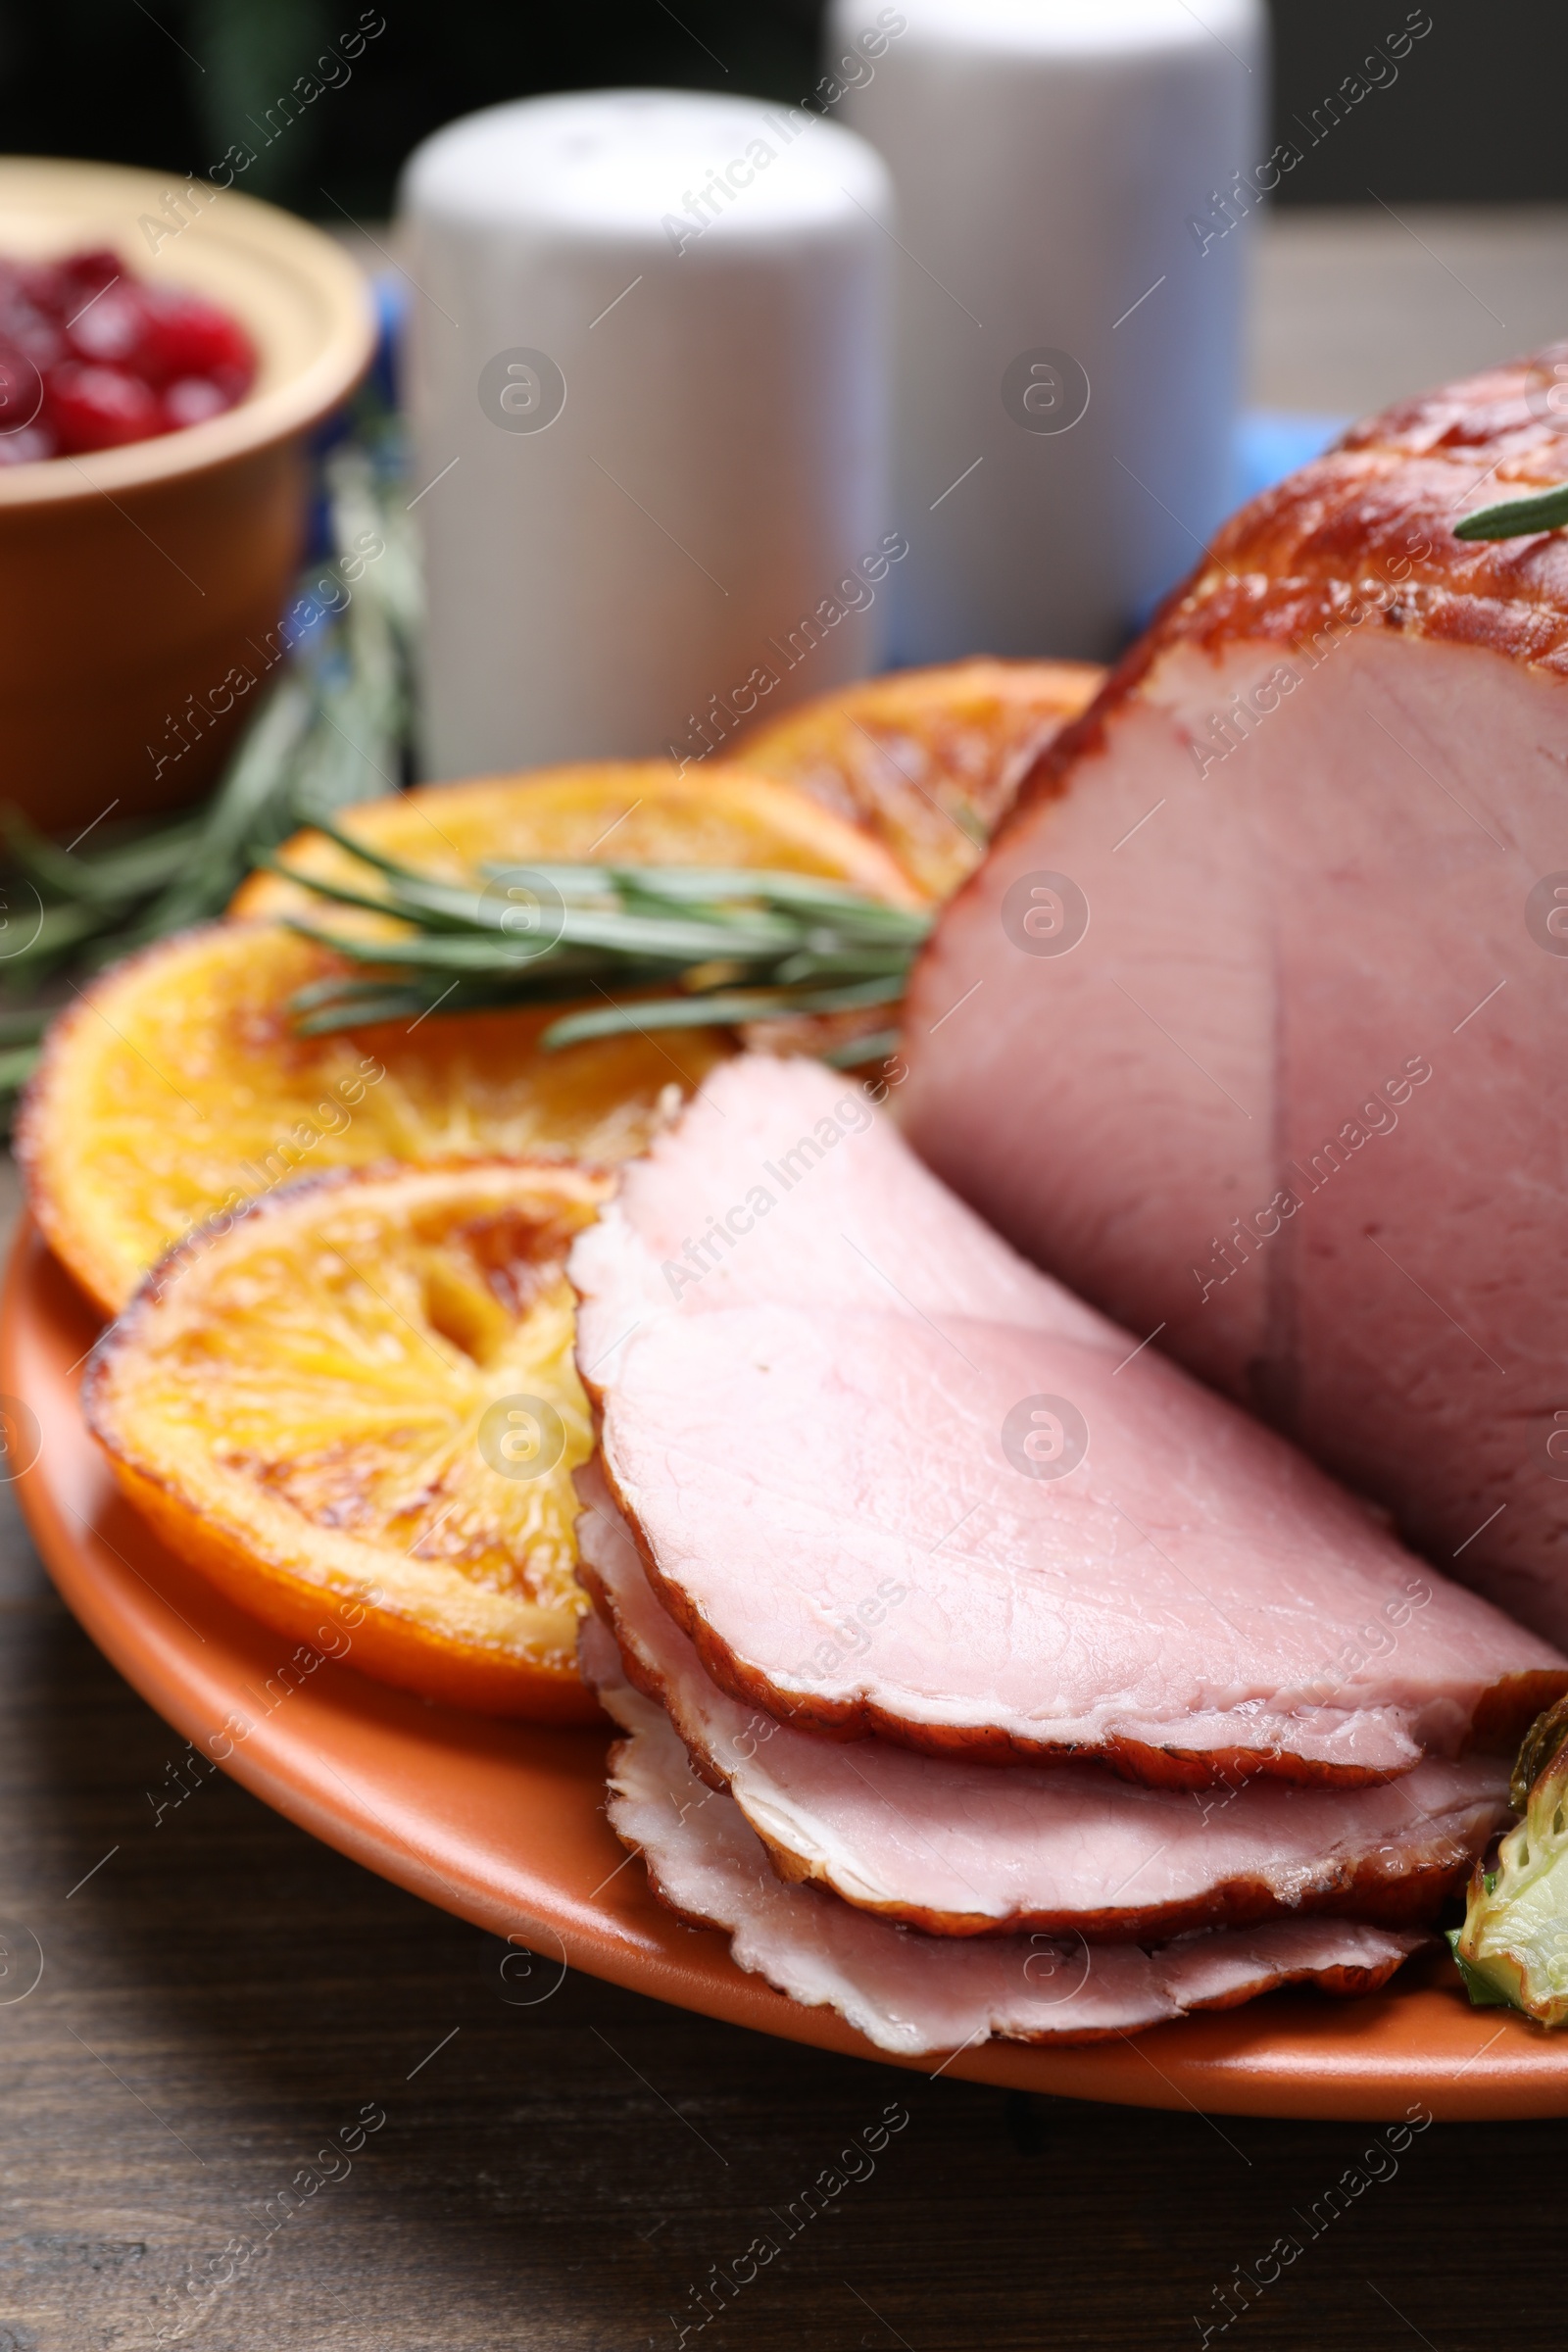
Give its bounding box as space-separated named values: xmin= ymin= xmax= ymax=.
xmin=1452 ymin=1693 xmax=1568 ymax=2023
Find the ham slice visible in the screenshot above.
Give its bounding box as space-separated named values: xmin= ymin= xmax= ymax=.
xmin=569 ymin=1056 xmax=1566 ymax=1786
xmin=581 ymin=1617 xmax=1428 ymax=2055
xmin=900 ymin=350 xmax=1568 ymax=1646
xmin=576 ymin=1461 xmax=1511 ymax=1938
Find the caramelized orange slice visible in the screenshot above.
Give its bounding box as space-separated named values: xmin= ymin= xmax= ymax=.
xmin=19 ymin=925 xmax=727 ymax=1317
xmin=24 ymin=762 xmax=913 ymax=1315
xmin=85 ymin=1161 xmax=612 ymax=1720
xmin=732 ymin=657 xmax=1104 ymax=899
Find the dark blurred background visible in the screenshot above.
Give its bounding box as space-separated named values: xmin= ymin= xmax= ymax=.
xmin=0 ymin=0 xmax=1563 ymax=219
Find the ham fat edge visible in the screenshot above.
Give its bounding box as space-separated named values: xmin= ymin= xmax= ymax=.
xmin=567 ymin=1056 xmax=1566 ymax=1790
xmin=901 ymin=344 xmax=1568 ymax=1649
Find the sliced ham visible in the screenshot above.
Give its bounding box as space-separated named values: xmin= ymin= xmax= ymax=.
xmin=568 ymin=1046 xmax=1105 ymax=1367
xmin=900 ymin=349 xmax=1568 ymax=1647
xmin=581 ymin=1617 xmax=1428 ymax=2056
xmin=576 ymin=1461 xmax=1511 ymax=1938
xmin=569 ymin=1056 xmax=1566 ymax=1786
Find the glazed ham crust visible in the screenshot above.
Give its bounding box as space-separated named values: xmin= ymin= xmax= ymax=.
xmin=901 ymin=349 xmax=1568 ymax=1642
xmin=1032 ymin=344 xmax=1568 ymax=753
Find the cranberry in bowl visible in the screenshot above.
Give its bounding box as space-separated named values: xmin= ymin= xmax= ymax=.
xmin=0 ymin=244 xmax=258 ymax=463
xmin=0 ymin=159 xmax=374 ymax=832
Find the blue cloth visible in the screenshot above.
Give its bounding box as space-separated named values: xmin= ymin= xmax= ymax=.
xmin=1235 ymin=408 xmax=1350 ymax=504
xmin=1121 ymin=412 xmax=1351 ymax=633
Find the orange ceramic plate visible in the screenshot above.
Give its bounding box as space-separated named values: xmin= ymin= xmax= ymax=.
xmin=7 ymin=1215 xmax=1568 ymax=2121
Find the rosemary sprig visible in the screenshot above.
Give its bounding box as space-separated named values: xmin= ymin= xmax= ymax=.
xmin=1454 ymin=481 xmax=1568 ymax=540
xmin=276 ymin=829 xmax=930 ymax=1052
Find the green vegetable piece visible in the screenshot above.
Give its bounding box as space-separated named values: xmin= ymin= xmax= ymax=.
xmin=1445 ymin=1929 xmax=1518 ymax=2010
xmin=1508 ymin=1689 xmax=1568 ymax=1809
xmin=1451 ymin=1695 xmax=1568 ymax=2023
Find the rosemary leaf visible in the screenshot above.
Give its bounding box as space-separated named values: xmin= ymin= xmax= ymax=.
xmin=554 ymin=906 xmax=801 ymax=958
xmin=2 ymin=808 xmax=203 ymax=906
xmin=273 ymin=817 xmax=932 ymax=1055
xmin=540 ymin=973 xmax=907 ymax=1050
xmin=0 ymin=1043 xmax=40 ymax=1095
xmin=294 ymin=991 xmax=432 ymax=1034
xmin=262 ymin=859 xmax=477 ymax=931
xmin=300 ymin=812 xmax=458 ymax=896
xmin=771 ymin=947 xmax=918 ymax=984
xmin=288 ymin=972 xmax=417 ymax=1013
xmin=1454 ymin=481 xmax=1568 ymax=541
xmin=820 ymin=1025 xmax=902 ymax=1069
xmin=0 ymin=1005 xmax=50 ymax=1047
xmin=285 ymin=923 xmax=551 ymax=974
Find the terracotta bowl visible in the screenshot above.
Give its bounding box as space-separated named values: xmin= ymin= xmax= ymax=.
xmin=0 ymin=157 xmax=376 ymax=832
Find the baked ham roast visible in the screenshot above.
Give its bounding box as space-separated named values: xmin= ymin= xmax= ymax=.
xmin=581 ymin=1615 xmax=1429 ymax=2055
xmin=569 ymin=1056 xmax=1564 ymax=1788
xmin=901 ymin=348 xmax=1568 ymax=1646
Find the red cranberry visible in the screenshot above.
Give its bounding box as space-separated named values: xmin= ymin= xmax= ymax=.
xmin=66 ymin=283 xmax=145 ymax=368
xmin=15 ymin=264 xmax=60 ymax=316
xmin=0 ymin=284 xmax=64 ymax=365
xmin=0 ymin=340 xmax=43 ymax=434
xmin=0 ymin=423 xmax=55 ymax=465
xmin=49 ymin=248 xmax=123 ymax=309
xmin=138 ymin=282 xmax=255 ymax=391
xmin=0 ymin=249 xmax=255 ymax=457
xmin=46 ymin=362 xmax=165 ymax=453
xmin=163 ymin=375 xmax=233 ymax=429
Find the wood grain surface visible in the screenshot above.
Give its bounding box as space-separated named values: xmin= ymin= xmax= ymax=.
xmin=7 ymin=211 xmax=1568 ymax=2349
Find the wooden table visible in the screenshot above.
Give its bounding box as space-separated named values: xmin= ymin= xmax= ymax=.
xmin=1250 ymin=204 xmax=1568 ymax=412
xmin=5 ymin=211 xmax=1567 ymax=2351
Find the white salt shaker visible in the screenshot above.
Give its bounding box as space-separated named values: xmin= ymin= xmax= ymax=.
xmin=398 ymin=90 xmax=895 ymax=777
xmin=829 ymin=0 xmax=1266 ymax=661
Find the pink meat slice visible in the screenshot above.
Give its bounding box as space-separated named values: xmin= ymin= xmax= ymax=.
xmin=899 ymin=350 xmax=1568 ymax=1647
xmin=568 ymin=1051 xmax=1111 ymax=1382
xmin=577 ymin=1464 xmax=1511 ymax=1937
xmin=581 ymin=1618 xmax=1428 ymax=2056
xmin=569 ymin=1057 xmax=1566 ymax=1786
